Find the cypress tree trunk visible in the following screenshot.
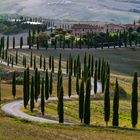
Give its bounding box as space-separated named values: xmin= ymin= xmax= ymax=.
xmin=68 ymin=73 xmax=72 ymax=97
xmin=84 ymin=78 xmax=91 ymax=125
xmin=112 ymin=79 xmax=119 ymax=127
xmin=131 ymin=72 xmax=138 ymax=128
xmin=104 ymin=74 xmax=110 ymax=126
xmin=41 ymin=77 xmax=45 ymax=116
xmin=45 ymin=69 xmax=49 ymax=100
xmin=79 ymin=79 xmax=84 ymax=123
xmin=12 ymin=71 xmax=16 ymax=98
xmin=30 ymin=76 xmax=35 ymax=112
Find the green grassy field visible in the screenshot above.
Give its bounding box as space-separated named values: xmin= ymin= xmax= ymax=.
xmin=1 ymin=47 xmax=140 ymax=139
xmin=8 ymin=47 xmax=140 ymax=76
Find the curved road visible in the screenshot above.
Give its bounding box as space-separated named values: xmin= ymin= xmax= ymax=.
xmin=2 ymin=81 xmax=102 ymax=124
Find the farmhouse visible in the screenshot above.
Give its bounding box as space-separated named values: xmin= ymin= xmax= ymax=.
xmin=104 ymin=23 xmax=126 ymax=32
xmin=71 ymin=24 xmax=104 ymax=36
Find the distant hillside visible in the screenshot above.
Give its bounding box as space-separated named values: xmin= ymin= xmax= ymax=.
xmin=0 ymin=0 xmax=140 ymax=23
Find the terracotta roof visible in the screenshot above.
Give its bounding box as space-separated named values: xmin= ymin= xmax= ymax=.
xmin=71 ymin=24 xmax=101 ymax=29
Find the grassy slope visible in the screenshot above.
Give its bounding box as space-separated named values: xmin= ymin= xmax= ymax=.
xmin=1 ymin=47 xmax=140 ymax=139
xmin=8 ymin=47 xmax=140 ymax=76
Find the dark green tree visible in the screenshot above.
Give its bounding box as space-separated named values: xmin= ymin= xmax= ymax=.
xmin=30 ymin=76 xmax=35 ymax=112
xmin=76 ymin=74 xmax=79 ymax=95
xmin=68 ymin=73 xmax=72 ymax=97
xmin=58 ymin=86 xmax=64 ymax=123
xmin=13 ymin=36 xmax=15 ymax=49
xmin=84 ymin=78 xmax=91 ymax=125
xmin=104 ymin=75 xmax=110 ymax=126
xmin=41 ymin=77 xmax=45 ymax=116
xmin=112 ymin=79 xmax=119 ymax=127
xmin=45 ymin=69 xmax=49 ymax=100
xmin=49 ymin=72 xmax=53 ymax=96
xmin=12 ymin=71 xmax=16 ymax=98
xmin=79 ymin=79 xmax=84 ymax=123
xmin=131 ymin=72 xmax=138 ymax=128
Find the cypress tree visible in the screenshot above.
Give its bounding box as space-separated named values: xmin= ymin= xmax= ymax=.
xmin=98 ymin=58 xmax=101 ymax=80
xmin=74 ymin=59 xmax=76 ymax=77
xmin=34 ymin=55 xmax=36 ymax=70
xmin=84 ymin=53 xmax=87 ymax=72
xmin=57 ymin=69 xmax=62 ymax=98
xmin=104 ymin=74 xmax=110 ymax=126
xmin=131 ymin=72 xmax=138 ymax=128
xmin=94 ymin=67 xmax=97 ymax=94
xmin=37 ymin=36 xmax=39 ymax=50
xmin=40 ymin=55 xmax=42 ymax=69
xmin=11 ymin=57 xmax=14 ymax=68
xmin=45 ymin=69 xmax=49 ymax=100
xmin=30 ymin=76 xmax=35 ymax=112
xmin=84 ymin=78 xmax=91 ymax=125
xmin=41 ymin=77 xmax=45 ymax=116
xmin=112 ymin=79 xmax=119 ymax=127
xmin=58 ymin=84 xmax=64 ymax=123
xmin=26 ymin=67 xmax=30 ymax=103
xmin=79 ymin=79 xmax=84 ymax=123
xmin=66 ymin=59 xmax=69 ymax=75
xmin=43 ymin=57 xmax=46 ymax=71
xmin=101 ymin=62 xmax=106 ymax=93
xmin=76 ymin=74 xmax=79 ymax=95
xmin=59 ymin=54 xmax=62 ymax=70
xmin=91 ymin=56 xmax=94 ymax=77
xmin=49 ymin=55 xmax=52 ymax=70
xmin=13 ymin=36 xmax=15 ymax=49
xmin=20 ymin=36 xmax=23 ymax=49
xmin=15 ymin=51 xmax=18 ymax=65
xmin=12 ymin=71 xmax=16 ymax=98
xmin=7 ymin=36 xmax=9 ymax=49
xmin=37 ymin=72 xmax=40 ymax=97
xmin=68 ymin=73 xmax=72 ymax=97
xmin=23 ymin=70 xmax=28 ymax=109
xmin=49 ymin=72 xmax=53 ymax=96
xmin=52 ymin=56 xmax=54 ymax=73
xmin=35 ymin=68 xmax=38 ymax=102
xmin=29 ymin=30 xmax=32 ymax=49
